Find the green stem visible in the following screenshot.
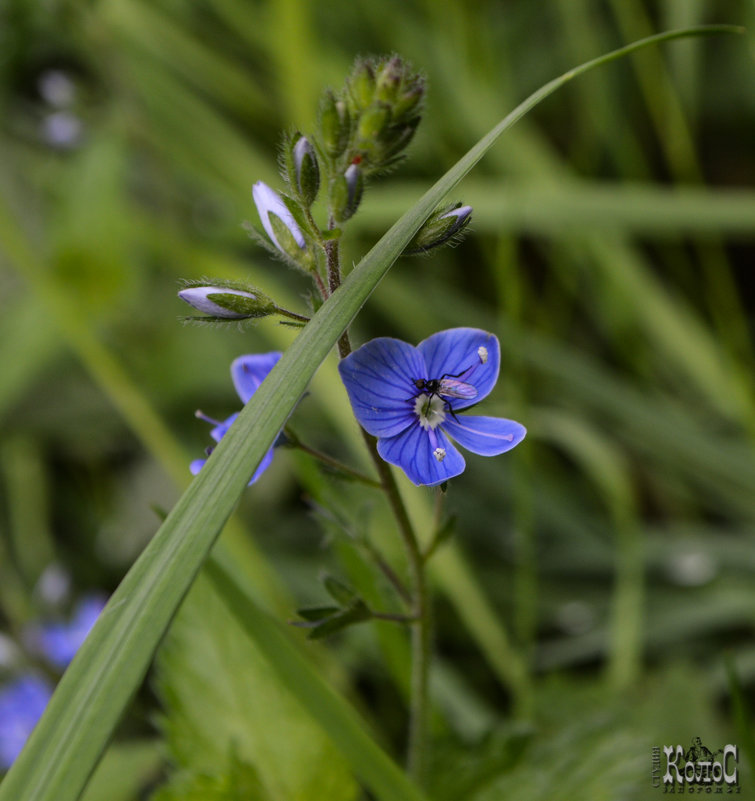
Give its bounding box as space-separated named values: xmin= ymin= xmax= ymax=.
xmin=335 ymin=323 xmax=431 ymax=786
xmin=285 ymin=430 xmax=382 ymax=488
xmin=372 ymin=611 xmax=419 ymax=624
xmin=274 ymin=305 xmax=311 ymax=324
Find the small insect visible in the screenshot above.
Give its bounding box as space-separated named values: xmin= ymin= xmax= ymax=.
xmin=413 ymin=374 xmax=478 ymax=401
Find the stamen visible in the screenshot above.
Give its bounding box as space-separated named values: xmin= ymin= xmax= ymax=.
xmin=195 ymin=409 xmax=222 ymax=426
xmin=433 ymin=447 xmax=446 ymax=462
xmin=477 ymin=346 xmax=488 ymax=364
xmin=414 ymin=393 xmax=446 ymax=430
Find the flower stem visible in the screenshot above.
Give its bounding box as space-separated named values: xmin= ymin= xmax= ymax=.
xmin=284 ymin=429 xmax=382 ymax=488
xmin=274 ymin=305 xmax=311 ymax=323
xmin=335 ymin=322 xmax=431 ymax=787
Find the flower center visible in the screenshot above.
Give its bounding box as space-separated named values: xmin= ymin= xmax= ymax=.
xmin=414 ymin=393 xmax=446 ymax=430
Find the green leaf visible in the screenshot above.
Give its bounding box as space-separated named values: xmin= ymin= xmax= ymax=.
xmin=307 ymin=600 xmax=372 ymax=640
xmin=323 ymin=574 xmax=359 ymax=605
xmin=204 ymin=552 xmax=425 ymax=801
xmin=153 ymin=576 xmax=356 ymax=801
xmin=0 ymin=25 xmax=742 ymax=801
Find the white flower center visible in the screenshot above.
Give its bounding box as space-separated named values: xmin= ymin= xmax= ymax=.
xmin=414 ymin=393 xmax=446 ymax=430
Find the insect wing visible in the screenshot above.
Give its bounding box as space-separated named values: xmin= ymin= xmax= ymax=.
xmin=438 ymin=378 xmax=477 ymax=400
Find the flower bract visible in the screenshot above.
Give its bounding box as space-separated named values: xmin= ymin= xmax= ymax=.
xmin=191 ymin=352 xmax=282 ymax=485
xmin=338 ymin=328 xmax=525 ymax=486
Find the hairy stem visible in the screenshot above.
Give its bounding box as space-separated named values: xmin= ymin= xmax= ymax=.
xmin=274 ymin=305 xmax=311 ymax=323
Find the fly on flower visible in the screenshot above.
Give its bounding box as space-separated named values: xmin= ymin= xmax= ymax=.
xmin=338 ymin=328 xmax=525 ymax=486
xmin=413 ymin=373 xmax=478 ymax=402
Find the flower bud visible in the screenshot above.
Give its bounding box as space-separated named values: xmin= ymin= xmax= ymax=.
xmin=319 ymin=90 xmax=350 ymax=159
xmin=357 ymin=102 xmax=391 ymax=143
xmin=292 ymin=134 xmax=320 ymax=206
xmin=252 ymin=181 xmax=306 ymax=257
xmin=178 ymin=284 xmax=277 ymax=319
xmin=393 ymin=79 xmax=425 ymax=120
xmin=381 ymin=117 xmax=420 ymax=160
xmin=347 ymin=60 xmax=375 ymax=111
xmin=332 ymin=163 xmax=364 ymax=223
xmin=374 ymin=55 xmax=403 ymax=104
xmin=404 ymin=203 xmax=473 ymax=254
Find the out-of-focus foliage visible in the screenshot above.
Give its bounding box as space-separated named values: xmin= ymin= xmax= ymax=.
xmin=0 ymin=0 xmax=753 ymax=798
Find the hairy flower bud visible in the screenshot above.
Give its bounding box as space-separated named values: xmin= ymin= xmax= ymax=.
xmin=292 ymin=135 xmax=320 ymax=206
xmin=178 ymin=283 xmax=277 ymax=320
xmin=374 ymin=55 xmax=403 ymax=104
xmin=319 ymin=90 xmax=350 ymax=159
xmin=252 ymin=181 xmax=306 ymax=258
xmin=332 ymin=163 xmax=364 ymax=223
xmin=405 ymin=203 xmax=473 ymax=254
xmin=357 ymin=102 xmax=391 ymax=142
xmin=347 ymin=61 xmax=376 ymax=111
xmin=393 ymin=79 xmax=425 ymax=120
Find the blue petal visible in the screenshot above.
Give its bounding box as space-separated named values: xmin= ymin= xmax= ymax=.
xmin=26 ymin=596 xmax=105 ymax=670
xmin=190 ymin=458 xmax=206 ymax=475
xmin=0 ymin=675 xmax=52 ymax=769
xmin=231 ymin=352 xmax=282 ymax=404
xmin=248 ymin=446 xmax=275 ymax=485
xmin=339 ymin=338 xmax=426 ymax=437
xmin=417 ymin=328 xmax=500 ymax=410
xmin=377 ymin=422 xmax=465 ymax=486
xmin=191 ymin=445 xmax=274 ymax=486
xmin=442 ymin=415 xmax=526 ymax=456
xmin=210 ymin=413 xmax=238 ymax=442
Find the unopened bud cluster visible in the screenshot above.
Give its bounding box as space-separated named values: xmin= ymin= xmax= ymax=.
xmin=178 ymin=54 xmax=471 ymax=326
xmin=323 ymin=55 xmax=424 ymax=176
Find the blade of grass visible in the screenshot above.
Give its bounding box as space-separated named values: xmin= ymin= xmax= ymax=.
xmin=0 ymin=26 xmax=741 ymax=801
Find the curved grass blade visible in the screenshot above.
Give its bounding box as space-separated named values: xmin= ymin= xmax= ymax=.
xmin=0 ymin=25 xmax=742 ymax=801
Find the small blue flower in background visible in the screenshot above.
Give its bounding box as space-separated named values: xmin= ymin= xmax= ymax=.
xmin=192 ymin=352 xmax=282 ymax=485
xmin=0 ymin=591 xmax=105 ymax=771
xmin=0 ymin=675 xmax=53 ymax=770
xmin=25 ymin=595 xmax=106 ymax=671
xmin=339 ymin=328 xmax=526 ymax=486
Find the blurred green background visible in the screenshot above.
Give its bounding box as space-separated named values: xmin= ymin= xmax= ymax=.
xmin=1 ymin=1 xmax=753 ymax=798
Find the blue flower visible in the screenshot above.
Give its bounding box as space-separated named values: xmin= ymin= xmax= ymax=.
xmin=338 ymin=328 xmax=526 ymax=486
xmin=191 ymin=352 xmax=282 ymax=485
xmin=25 ymin=595 xmax=106 ymax=671
xmin=0 ymin=675 xmax=52 ymax=770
